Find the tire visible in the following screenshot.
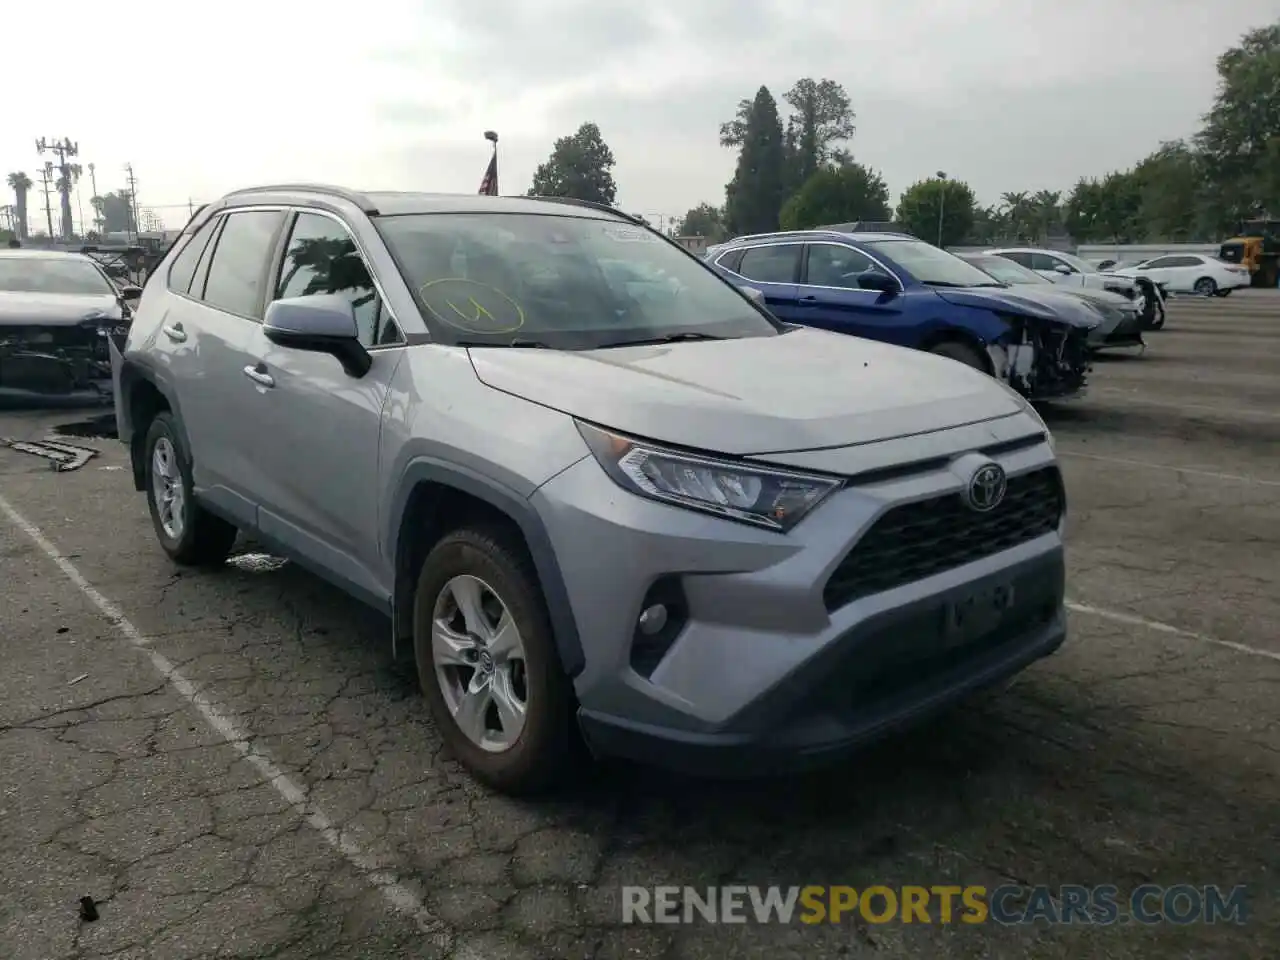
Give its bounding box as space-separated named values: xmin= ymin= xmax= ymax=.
xmin=1193 ymin=277 xmax=1217 ymax=297
xmin=143 ymin=412 xmax=238 ymax=566
xmin=1214 ymin=289 xmax=1232 ymax=298
xmin=413 ymin=526 xmax=577 ymax=794
xmin=929 ymin=339 xmax=987 ymax=372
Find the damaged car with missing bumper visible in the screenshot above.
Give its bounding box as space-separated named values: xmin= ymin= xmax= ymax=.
xmin=708 ymin=230 xmax=1093 ymax=400
xmin=0 ymin=249 xmax=139 ymax=405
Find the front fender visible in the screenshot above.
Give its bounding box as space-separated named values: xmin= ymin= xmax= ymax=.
xmin=386 ymin=457 xmax=586 ymax=678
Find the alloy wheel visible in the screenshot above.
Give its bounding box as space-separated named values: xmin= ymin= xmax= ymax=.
xmin=151 ymin=437 xmax=185 ymax=540
xmin=431 ymin=574 xmax=528 ymax=752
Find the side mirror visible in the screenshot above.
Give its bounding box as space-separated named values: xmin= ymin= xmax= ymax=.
xmin=858 ymin=271 xmax=898 ymax=295
xmin=1053 ymin=263 xmax=1073 ymax=276
xmin=118 ymin=284 xmax=143 ymax=300
xmin=739 ymin=285 xmax=767 ymax=307
xmin=263 ymin=294 xmax=371 ymax=378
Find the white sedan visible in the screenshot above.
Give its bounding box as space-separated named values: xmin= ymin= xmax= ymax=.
xmin=1108 ymin=253 xmax=1251 ymax=297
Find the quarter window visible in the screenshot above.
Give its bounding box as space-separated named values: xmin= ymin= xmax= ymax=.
xmin=737 ymin=244 xmax=800 ymax=284
xmin=275 ymin=212 xmax=401 ymax=347
xmin=201 ymin=211 xmax=284 ymax=319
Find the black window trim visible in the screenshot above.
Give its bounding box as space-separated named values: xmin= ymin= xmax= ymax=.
xmin=272 ymin=205 xmax=405 ymax=351
xmin=166 ymin=215 xmax=221 ymax=296
xmin=189 ymin=215 xmax=226 ymax=300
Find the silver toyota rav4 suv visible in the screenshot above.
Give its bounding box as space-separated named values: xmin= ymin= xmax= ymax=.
xmin=113 ymin=184 xmax=1067 ymax=794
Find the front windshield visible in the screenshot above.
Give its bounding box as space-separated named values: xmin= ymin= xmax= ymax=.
xmin=966 ymin=256 xmax=1050 ymax=286
xmin=863 ymin=239 xmax=1002 ymax=288
xmin=0 ymin=256 xmax=114 ymax=295
xmin=376 ymin=213 xmax=777 ymax=349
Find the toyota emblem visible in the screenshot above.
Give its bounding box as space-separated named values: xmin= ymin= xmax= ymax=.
xmin=965 ymin=462 xmax=1007 ymax=513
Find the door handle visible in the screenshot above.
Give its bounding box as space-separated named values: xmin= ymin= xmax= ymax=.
xmin=162 ymin=323 xmax=186 ymax=342
xmin=800 ymin=295 xmax=819 ymax=302
xmin=243 ymin=364 xmax=275 ymax=388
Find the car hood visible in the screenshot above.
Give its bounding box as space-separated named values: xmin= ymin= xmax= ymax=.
xmin=930 ymin=286 xmax=1098 ymax=329
xmin=468 ymin=327 xmax=1023 ymax=456
xmin=0 ymin=291 xmax=123 ymax=326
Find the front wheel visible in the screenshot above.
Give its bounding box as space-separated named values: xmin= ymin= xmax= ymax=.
xmin=143 ymin=413 xmax=238 ymax=566
xmin=1194 ymin=277 xmax=1217 ymax=297
xmin=413 ymin=527 xmax=577 ymax=794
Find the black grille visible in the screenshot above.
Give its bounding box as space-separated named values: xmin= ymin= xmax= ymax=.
xmin=823 ymin=466 xmax=1064 ymax=611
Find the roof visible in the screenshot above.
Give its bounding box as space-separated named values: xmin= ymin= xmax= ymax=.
xmin=212 ymin=183 xmax=630 ymax=222
xmin=721 ymin=229 xmax=917 ymax=246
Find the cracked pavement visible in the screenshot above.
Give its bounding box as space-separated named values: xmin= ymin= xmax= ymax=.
xmin=1 ymin=293 xmax=1277 ymax=959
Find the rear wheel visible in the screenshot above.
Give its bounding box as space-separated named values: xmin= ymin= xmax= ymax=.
xmin=143 ymin=413 xmax=238 ymax=566
xmin=1193 ymin=277 xmax=1217 ymax=297
xmin=929 ymin=339 xmax=987 ymax=372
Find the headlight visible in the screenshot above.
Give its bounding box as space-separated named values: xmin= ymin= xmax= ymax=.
xmin=576 ymin=422 xmax=842 ymax=531
xmin=993 ymin=381 xmax=1055 ymax=452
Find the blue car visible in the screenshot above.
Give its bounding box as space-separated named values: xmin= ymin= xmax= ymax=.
xmin=706 ymin=230 xmax=1095 ymax=400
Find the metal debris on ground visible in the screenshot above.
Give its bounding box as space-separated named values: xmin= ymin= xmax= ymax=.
xmin=2 ymin=436 xmax=99 ymax=471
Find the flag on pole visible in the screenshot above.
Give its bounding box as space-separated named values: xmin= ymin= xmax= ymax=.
xmin=478 ymin=151 xmax=498 ymax=196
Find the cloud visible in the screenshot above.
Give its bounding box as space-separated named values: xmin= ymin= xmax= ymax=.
xmin=3 ymin=0 xmax=1277 ymax=228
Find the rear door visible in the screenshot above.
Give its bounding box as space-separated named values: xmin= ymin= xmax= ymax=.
xmin=1134 ymin=255 xmax=1182 ymax=289
xmin=729 ymin=243 xmax=803 ymax=320
xmin=795 ymin=241 xmax=911 ymax=345
xmin=160 ymin=208 xmax=287 ymax=526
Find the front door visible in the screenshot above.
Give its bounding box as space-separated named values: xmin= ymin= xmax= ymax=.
xmin=795 ymin=242 xmax=909 ymax=345
xmin=240 ymin=209 xmax=406 ymax=608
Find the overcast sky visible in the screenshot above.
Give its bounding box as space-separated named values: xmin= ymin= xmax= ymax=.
xmin=5 ymin=0 xmax=1279 ymax=230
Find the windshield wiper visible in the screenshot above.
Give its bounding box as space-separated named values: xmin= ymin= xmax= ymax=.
xmin=596 ymin=331 xmax=727 ymax=348
xmin=456 ymin=338 xmax=552 ymax=348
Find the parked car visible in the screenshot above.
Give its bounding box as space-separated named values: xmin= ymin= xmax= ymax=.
xmin=985 ymin=246 xmax=1164 ymax=328
xmin=708 ymin=230 xmax=1092 ymax=400
xmin=113 ymin=185 xmax=1069 ymax=793
xmin=1107 ymin=252 xmax=1251 ymax=297
xmin=958 ymin=253 xmax=1144 ymax=350
xmin=0 ymin=248 xmax=140 ymax=405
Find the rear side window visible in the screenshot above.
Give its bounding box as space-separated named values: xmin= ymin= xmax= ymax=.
xmin=167 ymin=217 xmax=220 ymax=294
xmin=201 ymin=211 xmax=285 ymax=319
xmin=1029 ymin=252 xmax=1067 ymax=271
xmin=737 ymin=244 xmax=800 ymax=283
xmin=999 ymin=251 xmax=1033 ymax=268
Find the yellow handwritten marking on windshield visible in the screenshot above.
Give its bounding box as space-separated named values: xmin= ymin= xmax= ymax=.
xmin=418 ymin=277 xmax=525 ymax=334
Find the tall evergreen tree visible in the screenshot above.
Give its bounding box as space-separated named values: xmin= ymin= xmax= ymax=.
xmin=724 ymin=86 xmax=786 ymax=236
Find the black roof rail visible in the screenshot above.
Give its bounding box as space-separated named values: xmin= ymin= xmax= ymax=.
xmin=526 ymin=195 xmax=646 ymax=226
xmin=221 ymin=183 xmax=380 ymax=214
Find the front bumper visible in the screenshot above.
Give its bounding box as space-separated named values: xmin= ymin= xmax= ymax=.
xmin=0 ymin=321 xmax=126 ymax=406
xmin=533 ymin=429 xmax=1066 ymax=775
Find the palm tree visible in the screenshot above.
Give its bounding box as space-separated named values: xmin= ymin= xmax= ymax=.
xmin=6 ymin=171 xmax=32 ymax=240
xmin=1032 ymin=189 xmax=1062 ymax=242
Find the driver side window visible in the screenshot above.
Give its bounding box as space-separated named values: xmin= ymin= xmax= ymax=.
xmin=805 ymin=244 xmax=878 ymax=289
xmin=275 ymin=211 xmax=403 ymax=347
xmin=1030 ymin=253 xmax=1069 ymax=272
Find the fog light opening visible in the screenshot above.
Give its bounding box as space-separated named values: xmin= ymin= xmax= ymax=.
xmin=630 ymin=577 xmax=688 ymax=678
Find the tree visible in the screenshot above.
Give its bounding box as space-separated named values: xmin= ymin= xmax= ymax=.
xmin=6 ymin=171 xmax=32 ymax=240
xmin=779 ymin=163 xmax=890 ymax=230
xmin=896 ymin=177 xmax=976 ymax=247
xmin=1130 ymin=141 xmax=1207 ymax=241
xmin=1031 ymin=189 xmax=1062 ymax=242
xmin=781 ymin=78 xmax=856 ymax=188
xmin=527 ymin=122 xmax=617 ymax=205
xmin=91 ymin=192 xmax=134 ymax=233
xmin=1195 ymin=21 xmax=1280 ymax=219
xmin=723 ymin=86 xmax=787 ymax=236
xmin=674 ymin=203 xmax=728 ymax=241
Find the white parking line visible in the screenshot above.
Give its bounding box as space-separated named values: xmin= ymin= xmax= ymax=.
xmin=1066 ymin=600 xmax=1280 ymax=663
xmin=0 ymin=493 xmax=452 ymax=951
xmin=1057 ymin=450 xmax=1280 ymax=487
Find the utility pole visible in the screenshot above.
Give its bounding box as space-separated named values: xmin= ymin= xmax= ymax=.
xmin=36 ymin=137 xmax=81 ymax=240
xmin=936 ymin=170 xmax=948 ymax=248
xmin=124 ymin=163 xmax=138 ymax=240
xmin=87 ymin=163 xmax=103 ymax=236
xmin=38 ymin=163 xmax=56 ymax=238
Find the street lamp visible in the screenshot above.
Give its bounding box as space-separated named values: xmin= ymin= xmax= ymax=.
xmin=936 ymin=170 xmax=948 ymax=247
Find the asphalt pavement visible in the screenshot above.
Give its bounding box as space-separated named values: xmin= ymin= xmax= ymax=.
xmin=1 ymin=291 xmax=1277 ymax=959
